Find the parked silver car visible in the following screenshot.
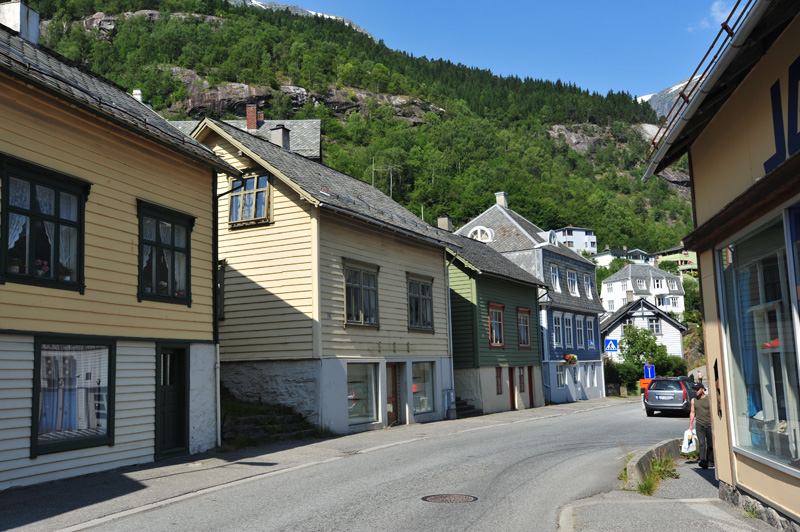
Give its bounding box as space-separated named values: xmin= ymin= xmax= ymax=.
xmin=644 ymin=377 xmax=692 ymax=416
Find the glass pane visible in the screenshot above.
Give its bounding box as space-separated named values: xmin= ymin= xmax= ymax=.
xmin=174 ymin=224 xmax=187 ymax=249
xmin=60 ymin=193 xmax=78 ymax=222
xmin=244 ymin=177 xmax=255 ymax=191
xmin=158 ymin=249 xmax=172 ymax=294
xmin=7 ymin=213 xmax=29 ymax=274
xmin=174 ymin=251 xmax=187 ymax=297
xmin=409 ymin=295 xmax=419 ymax=327
xmin=141 ymin=244 xmax=155 ymax=293
xmin=413 ymin=362 xmax=434 ymax=413
xmin=255 ymin=191 xmax=267 ymax=219
xmin=242 ymin=192 xmax=254 ymax=220
xmin=34 ymin=220 xmax=54 ymax=279
xmin=257 ymin=175 xmax=268 ymax=189
xmin=158 ymin=221 xmax=172 ymax=245
xmin=229 ymin=195 xmax=241 ymax=222
xmin=38 ymin=344 xmax=109 ymax=444
xmin=34 ymin=185 xmax=55 ymax=215
xmin=422 ymin=298 xmax=432 ymax=328
xmin=9 ymin=176 xmax=30 ymax=209
xmin=363 ymin=272 xmax=376 ymax=289
xmin=364 ymin=288 xmax=377 ymax=324
xmin=347 ymin=364 xmax=377 ymax=424
xmin=143 ymin=217 xmax=156 ymax=242
xmin=408 ymin=281 xmax=420 ymax=296
xmin=58 ymin=225 xmax=78 ymax=281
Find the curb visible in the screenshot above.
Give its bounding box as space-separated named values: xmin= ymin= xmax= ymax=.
xmin=625 ymin=437 xmax=681 ymax=491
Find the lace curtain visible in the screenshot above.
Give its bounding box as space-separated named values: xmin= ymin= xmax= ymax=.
xmin=7 ymin=177 xmax=29 ymax=250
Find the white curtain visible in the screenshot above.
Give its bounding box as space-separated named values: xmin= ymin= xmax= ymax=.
xmin=159 ymin=221 xmax=171 ymax=288
xmin=7 ymin=177 xmax=29 ymax=249
xmin=35 ymin=185 xmax=55 ymax=245
xmin=142 ymin=217 xmax=156 ymax=270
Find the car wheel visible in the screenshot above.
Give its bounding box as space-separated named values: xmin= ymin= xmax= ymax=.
xmin=646 ymin=408 xmax=654 ymax=417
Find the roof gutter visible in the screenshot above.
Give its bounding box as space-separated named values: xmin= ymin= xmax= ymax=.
xmin=642 ymin=0 xmax=772 ymax=182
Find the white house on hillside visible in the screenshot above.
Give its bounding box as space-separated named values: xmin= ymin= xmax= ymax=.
xmin=552 ymin=225 xmax=597 ymax=254
xmin=601 ymin=264 xmax=685 ymax=318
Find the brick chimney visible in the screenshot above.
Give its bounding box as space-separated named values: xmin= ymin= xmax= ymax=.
xmin=0 ymin=1 xmax=39 ymax=44
xmin=495 ymin=191 xmax=508 ymax=208
xmin=257 ymin=111 xmax=264 ymax=122
xmin=270 ymin=125 xmax=290 ymax=150
xmin=438 ymin=215 xmax=453 ymax=232
xmin=627 ymin=290 xmax=634 ymax=303
xmin=246 ymin=104 xmax=257 ymax=130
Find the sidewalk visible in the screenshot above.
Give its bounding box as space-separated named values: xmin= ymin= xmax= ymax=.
xmin=0 ymin=397 xmax=777 ymax=531
xmin=559 ymin=445 xmax=777 ymax=532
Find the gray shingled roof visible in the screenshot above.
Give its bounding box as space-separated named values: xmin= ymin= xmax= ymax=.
xmin=0 ymin=25 xmax=237 ymax=174
xmin=172 ymin=119 xmax=321 ymax=159
xmin=604 ymin=264 xmax=685 ymax=296
xmin=447 ymin=233 xmax=544 ymax=287
xmin=196 ymin=119 xmax=455 ymax=249
xmin=600 ymin=297 xmax=687 ymax=333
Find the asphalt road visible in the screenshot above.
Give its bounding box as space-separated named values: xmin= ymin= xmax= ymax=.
xmin=18 ymin=399 xmax=687 ymax=532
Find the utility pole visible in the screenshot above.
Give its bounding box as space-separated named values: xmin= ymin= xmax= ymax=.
xmin=371 ymin=159 xmax=398 ymax=198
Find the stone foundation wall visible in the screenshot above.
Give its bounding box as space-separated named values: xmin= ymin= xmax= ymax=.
xmin=220 ymin=360 xmax=319 ymax=423
xmin=719 ymin=481 xmax=800 ymax=531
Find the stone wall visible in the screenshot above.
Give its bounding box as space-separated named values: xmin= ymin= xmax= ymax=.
xmin=719 ymin=481 xmax=800 ymax=531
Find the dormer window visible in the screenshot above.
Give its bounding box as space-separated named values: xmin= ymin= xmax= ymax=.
xmin=637 ymin=279 xmax=646 ymax=289
xmin=668 ymin=280 xmax=677 ymax=290
xmin=467 ymin=226 xmax=494 ymax=242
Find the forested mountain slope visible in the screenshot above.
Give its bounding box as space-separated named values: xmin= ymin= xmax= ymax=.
xmin=28 ymin=0 xmax=691 ymax=252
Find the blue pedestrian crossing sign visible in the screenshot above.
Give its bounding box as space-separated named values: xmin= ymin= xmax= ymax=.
xmin=644 ymin=365 xmax=655 ymax=379
xmin=605 ymin=339 xmax=618 ymax=352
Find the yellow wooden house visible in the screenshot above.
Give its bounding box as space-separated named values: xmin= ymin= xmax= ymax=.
xmin=0 ymin=4 xmax=238 ymax=489
xmin=191 ymin=118 xmax=456 ymax=434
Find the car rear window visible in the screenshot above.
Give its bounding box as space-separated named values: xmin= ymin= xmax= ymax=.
xmin=651 ymin=380 xmax=683 ymax=391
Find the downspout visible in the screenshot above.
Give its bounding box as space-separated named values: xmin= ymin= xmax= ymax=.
xmin=446 ymin=250 xmax=459 ymax=419
xmin=216 ymin=344 xmax=221 ymax=447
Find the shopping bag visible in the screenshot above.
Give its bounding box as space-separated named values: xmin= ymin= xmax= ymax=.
xmin=681 ymin=429 xmax=697 ymax=453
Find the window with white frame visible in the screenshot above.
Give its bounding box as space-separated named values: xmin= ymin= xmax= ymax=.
xmin=637 ymin=279 xmax=646 ymax=289
xmin=584 ymin=274 xmax=593 ymax=299
xmin=489 ymin=303 xmax=505 ymax=347
xmin=668 ymin=279 xmax=678 ymax=290
xmin=467 ymin=226 xmax=494 ymax=242
xmin=653 ymin=279 xmax=663 ymax=289
xmin=518 ymin=308 xmax=531 ymax=348
xmin=576 ymin=318 xmax=584 ymax=348
xmin=718 ymin=213 xmax=800 ymax=467
xmin=408 ymin=275 xmax=433 ymax=330
xmin=345 ymin=261 xmax=379 ymax=326
xmin=553 ymin=313 xmax=563 ymax=346
xmin=556 ymin=364 xmax=565 ymax=388
xmin=32 ymin=338 xmax=115 ymax=456
xmin=608 ymin=300 xmax=615 ymax=311
xmin=229 ymin=174 xmax=270 ymax=224
xmin=606 ymin=283 xmax=613 ymax=293
xmin=3 ymin=157 xmax=89 ymax=288
xmin=621 ymin=280 xmax=627 ymax=290
xmin=587 ymin=318 xmax=595 ymax=348
xmin=564 ymin=315 xmax=574 ymax=347
xmin=648 ymin=318 xmax=661 ymax=335
xmin=671 ymin=296 xmax=679 ymax=306
xmin=551 ymin=265 xmax=561 ymax=292
xmin=567 ymin=270 xmax=578 ymax=295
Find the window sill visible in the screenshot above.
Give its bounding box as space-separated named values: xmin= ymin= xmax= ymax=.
xmin=345 ymin=322 xmax=380 ymax=329
xmin=408 ymin=327 xmax=435 ymax=334
xmin=2 ymin=275 xmax=84 ymax=293
xmin=228 ymin=219 xmax=273 ymax=230
xmin=139 ymin=293 xmax=192 ymax=307
xmin=489 ymin=344 xmax=505 ymax=349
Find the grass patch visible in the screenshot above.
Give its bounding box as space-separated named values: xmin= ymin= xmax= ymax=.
xmin=744 ymin=502 xmax=758 ymax=519
xmin=617 ymin=446 xmax=636 ymax=488
xmin=637 ymin=452 xmax=679 ymax=496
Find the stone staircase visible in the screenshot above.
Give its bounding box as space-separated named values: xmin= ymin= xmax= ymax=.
xmin=454 ymin=397 xmax=483 ymax=419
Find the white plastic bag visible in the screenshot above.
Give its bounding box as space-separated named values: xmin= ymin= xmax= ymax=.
xmin=681 ymin=429 xmax=697 ymax=453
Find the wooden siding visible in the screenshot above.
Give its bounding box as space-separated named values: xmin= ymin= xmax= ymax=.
xmin=0 ymin=337 xmax=155 ymax=489
xmin=449 ymin=265 xmax=478 ymax=369
xmin=475 ymin=276 xmax=541 ymax=368
xmin=209 ymin=135 xmax=315 ymax=362
xmin=0 ymin=74 xmax=215 ymax=341
xmin=319 ymin=213 xmax=449 ymax=360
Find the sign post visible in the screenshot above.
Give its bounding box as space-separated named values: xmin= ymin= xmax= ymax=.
xmin=644 ymin=364 xmax=655 ymax=379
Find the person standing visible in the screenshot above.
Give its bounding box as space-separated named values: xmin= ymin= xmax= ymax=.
xmin=689 ymin=383 xmax=714 ymax=468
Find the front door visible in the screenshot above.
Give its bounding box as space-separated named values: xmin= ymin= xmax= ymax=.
xmin=386 ymin=363 xmax=399 ymax=426
xmin=156 ymin=346 xmax=188 ymax=459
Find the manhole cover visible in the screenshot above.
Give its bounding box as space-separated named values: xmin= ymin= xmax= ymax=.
xmin=422 ymin=494 xmax=478 ymax=503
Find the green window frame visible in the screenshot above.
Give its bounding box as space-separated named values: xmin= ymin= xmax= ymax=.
xmin=31 ymin=337 xmax=116 ymax=458
xmin=138 ymin=200 xmax=194 ymax=306
xmin=1 ymin=155 xmax=90 ymax=292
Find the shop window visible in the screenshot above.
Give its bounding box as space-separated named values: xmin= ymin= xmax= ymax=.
xmin=32 ymin=339 xmax=115 ymax=457
xmin=718 ymin=215 xmax=800 ymax=468
xmin=412 ymin=362 xmax=434 ymax=414
xmin=347 ymin=364 xmax=377 ymax=425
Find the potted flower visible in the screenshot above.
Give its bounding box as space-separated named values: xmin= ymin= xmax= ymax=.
xmin=564 ymin=353 xmax=577 ymax=365
xmin=35 ymin=259 xmax=50 ymax=277
xmin=175 ymin=289 xmax=185 ymax=297
xmin=142 ymin=280 xmax=152 ymax=294
xmin=158 ymin=280 xmax=168 ymax=294
xmin=59 ymin=264 xmax=74 ymax=281
xmin=8 ymin=257 xmax=23 ymax=274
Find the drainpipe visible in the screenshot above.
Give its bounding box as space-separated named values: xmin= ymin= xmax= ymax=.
xmin=216 ymin=344 xmax=221 ymax=447
xmin=445 ymin=250 xmax=459 ymax=419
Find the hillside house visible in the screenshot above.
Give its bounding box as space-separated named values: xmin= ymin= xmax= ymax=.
xmin=601 ymin=264 xmax=685 ymax=319
xmin=455 ymin=193 xmax=606 ymax=404
xmin=600 ymin=299 xmax=687 ymax=361
xmin=0 ymin=5 xmax=237 ymax=489
xmin=552 ymin=225 xmax=597 ymax=254
xmin=592 ymin=247 xmax=653 ymax=268
xmin=643 ymin=0 xmax=800 ymax=523
xmin=190 ymin=118 xmax=455 ymax=434
xmin=443 ymin=229 xmax=546 ymax=414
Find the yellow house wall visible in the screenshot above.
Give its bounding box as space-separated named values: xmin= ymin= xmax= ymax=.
xmin=319 ymin=213 xmax=450 ymax=360
xmin=0 ymin=73 xmax=215 ymax=341
xmin=689 ymin=14 xmax=800 ymax=516
xmin=692 ymin=16 xmax=800 ymax=227
xmin=207 ymin=135 xmax=315 ymax=362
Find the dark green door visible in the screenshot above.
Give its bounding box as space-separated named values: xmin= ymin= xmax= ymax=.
xmin=156 ymin=346 xmax=188 ymax=458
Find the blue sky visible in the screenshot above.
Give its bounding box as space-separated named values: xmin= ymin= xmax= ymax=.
xmin=298 ymin=0 xmax=734 ymax=97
